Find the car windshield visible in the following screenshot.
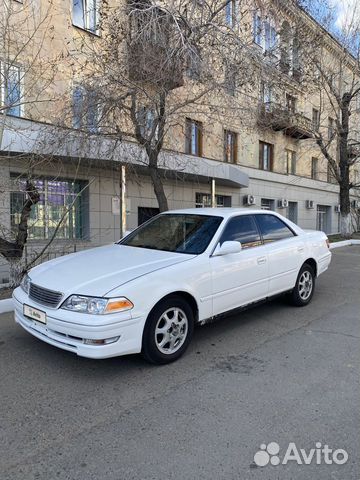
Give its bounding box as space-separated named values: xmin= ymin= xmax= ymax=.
xmin=119 ymin=214 xmax=223 ymax=254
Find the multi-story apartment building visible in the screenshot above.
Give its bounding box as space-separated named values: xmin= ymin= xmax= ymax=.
xmin=0 ymin=0 xmax=359 ymax=283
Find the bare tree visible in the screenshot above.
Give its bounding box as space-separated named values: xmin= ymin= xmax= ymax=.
xmin=250 ymin=0 xmax=360 ymax=237
xmin=0 ymin=0 xmax=87 ymax=285
xmin=70 ymin=0 xmax=255 ymax=211
xmin=297 ymin=3 xmax=360 ymax=237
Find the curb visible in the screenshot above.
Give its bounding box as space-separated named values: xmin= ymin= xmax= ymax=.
xmin=0 ymin=298 xmax=14 ymax=314
xmin=330 ymin=239 xmax=360 ymax=250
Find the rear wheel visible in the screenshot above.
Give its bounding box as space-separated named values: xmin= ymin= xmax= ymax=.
xmin=290 ymin=264 xmax=315 ymax=307
xmin=142 ymin=296 xmax=194 ymax=364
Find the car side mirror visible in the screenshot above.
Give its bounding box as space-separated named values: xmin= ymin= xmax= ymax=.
xmin=213 ymin=241 xmax=242 ymax=257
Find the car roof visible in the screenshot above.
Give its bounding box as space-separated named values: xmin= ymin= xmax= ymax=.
xmin=162 ymin=208 xmax=274 ymax=218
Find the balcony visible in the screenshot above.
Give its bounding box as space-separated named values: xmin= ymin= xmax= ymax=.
xmin=258 ymin=103 xmax=313 ymax=140
xmin=127 ymin=4 xmax=184 ymax=90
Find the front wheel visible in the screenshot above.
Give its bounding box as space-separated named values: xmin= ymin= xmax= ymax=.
xmin=290 ymin=264 xmax=315 ymax=307
xmin=142 ymin=296 xmax=194 ymax=364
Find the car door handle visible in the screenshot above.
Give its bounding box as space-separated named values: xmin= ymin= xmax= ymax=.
xmin=297 ymin=246 xmax=305 ymax=252
xmin=257 ymin=256 xmax=267 ymax=265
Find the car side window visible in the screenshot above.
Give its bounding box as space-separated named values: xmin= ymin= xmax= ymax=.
xmin=255 ymin=214 xmax=295 ymax=243
xmin=220 ymin=215 xmax=262 ymax=249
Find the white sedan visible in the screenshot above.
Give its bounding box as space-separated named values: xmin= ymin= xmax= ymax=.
xmin=13 ymin=208 xmax=332 ymax=364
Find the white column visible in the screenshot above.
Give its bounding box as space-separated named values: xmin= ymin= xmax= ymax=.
xmin=120 ymin=165 xmax=126 ymax=238
xmin=211 ymin=178 xmax=216 ymax=208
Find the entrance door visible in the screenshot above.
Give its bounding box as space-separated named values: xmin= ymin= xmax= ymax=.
xmin=287 ymin=202 xmax=298 ymax=224
xmin=316 ymin=205 xmax=331 ymax=233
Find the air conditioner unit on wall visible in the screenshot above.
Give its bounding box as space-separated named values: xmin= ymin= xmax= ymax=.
xmin=278 ymin=199 xmax=289 ymax=208
xmin=243 ymin=194 xmax=256 ymax=206
xmin=351 ymin=200 xmax=360 ymax=209
xmin=334 ymin=205 xmax=341 ymax=213
xmin=306 ymin=200 xmax=315 ymax=209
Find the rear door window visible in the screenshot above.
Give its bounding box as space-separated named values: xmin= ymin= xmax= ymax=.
xmin=255 ymin=214 xmax=295 ymax=243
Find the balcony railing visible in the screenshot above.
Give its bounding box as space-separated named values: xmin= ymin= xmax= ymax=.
xmin=258 ymin=102 xmax=313 ymax=139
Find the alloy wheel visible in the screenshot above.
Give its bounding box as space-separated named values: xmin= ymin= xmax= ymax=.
xmin=298 ymin=270 xmax=313 ymax=300
xmin=154 ymin=307 xmax=188 ymax=355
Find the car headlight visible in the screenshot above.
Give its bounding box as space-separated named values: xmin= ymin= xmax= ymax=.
xmin=61 ymin=295 xmax=134 ymax=315
xmin=20 ymin=273 xmax=31 ymax=294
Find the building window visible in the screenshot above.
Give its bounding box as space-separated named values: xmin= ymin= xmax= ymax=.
xmin=253 ymin=13 xmax=262 ymax=45
xmin=225 ymin=0 xmax=237 ymax=28
xmin=224 ymin=130 xmax=237 ymax=163
xmin=291 ymin=36 xmax=301 ymax=79
xmin=286 ymin=149 xmax=296 ymax=174
xmin=10 ymin=177 xmax=89 ymax=240
xmin=356 ymin=93 xmax=360 ymax=112
xmin=72 ymin=0 xmax=99 ymax=34
xmin=185 ymin=118 xmax=203 ymax=156
xmin=138 ymin=207 xmax=160 ymax=226
xmin=137 ymin=106 xmax=158 ymax=139
xmin=312 ymin=108 xmax=320 ymax=131
xmin=259 ymin=141 xmax=273 ymax=171
xmin=1 ymin=63 xmax=23 ymax=117
xmin=286 ymin=93 xmax=296 ymax=113
xmin=311 ymin=157 xmax=318 ymax=180
xmin=253 ymin=13 xmax=277 ymax=53
xmin=195 ymin=192 xmax=232 ymax=208
xmin=261 ymin=83 xmax=272 ymax=111
xmin=72 ymin=86 xmax=99 ymax=132
xmin=328 ymin=117 xmax=335 ymax=140
xmin=260 ymin=198 xmax=275 ymax=210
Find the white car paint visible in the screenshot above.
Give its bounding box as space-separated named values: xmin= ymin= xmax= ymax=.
xmin=13 ymin=208 xmax=332 ymax=359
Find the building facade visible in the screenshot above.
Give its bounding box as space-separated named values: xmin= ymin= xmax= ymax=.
xmin=0 ymin=0 xmax=359 ymax=283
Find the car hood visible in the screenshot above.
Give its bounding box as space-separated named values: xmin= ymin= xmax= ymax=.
xmin=29 ymin=244 xmax=194 ymax=297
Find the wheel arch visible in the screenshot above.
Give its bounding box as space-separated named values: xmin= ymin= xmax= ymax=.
xmin=302 ymin=258 xmax=317 ymax=277
xmin=148 ymin=291 xmax=199 ymax=323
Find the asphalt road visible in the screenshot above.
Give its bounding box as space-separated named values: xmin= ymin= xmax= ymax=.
xmin=1 ymin=247 xmax=359 ymax=480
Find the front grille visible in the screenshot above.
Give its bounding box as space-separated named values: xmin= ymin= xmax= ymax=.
xmin=29 ymin=283 xmax=63 ymax=308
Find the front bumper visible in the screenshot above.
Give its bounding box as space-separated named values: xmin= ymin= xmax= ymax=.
xmin=13 ymin=288 xmax=146 ymax=359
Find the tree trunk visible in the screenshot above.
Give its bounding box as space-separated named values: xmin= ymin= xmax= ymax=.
xmin=339 ymin=183 xmax=352 ymax=238
xmin=338 ymin=93 xmax=352 ymax=239
xmin=149 ymin=165 xmax=168 ymax=212
xmin=340 ymin=213 xmax=352 ymax=238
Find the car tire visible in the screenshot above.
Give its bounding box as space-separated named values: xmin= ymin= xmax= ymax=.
xmin=290 ymin=264 xmax=315 ymax=307
xmin=142 ymin=296 xmax=194 ymax=364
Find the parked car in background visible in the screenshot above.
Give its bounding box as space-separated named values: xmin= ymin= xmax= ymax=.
xmin=13 ymin=208 xmax=331 ymax=364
